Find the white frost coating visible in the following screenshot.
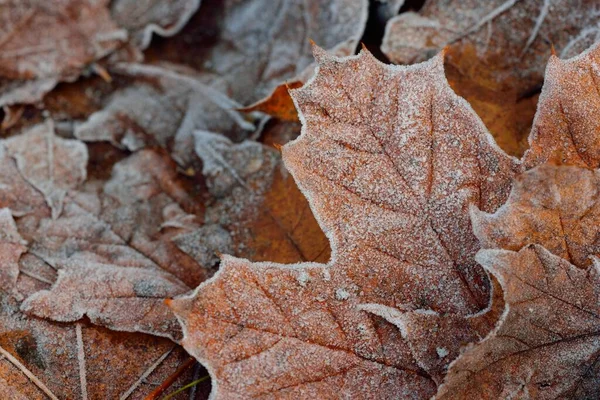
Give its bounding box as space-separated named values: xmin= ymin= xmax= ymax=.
xmin=75 ymin=323 xmax=88 ymax=400
xmin=436 ymin=347 xmax=449 ymax=358
xmin=334 ymin=288 xmax=350 ymax=300
xmin=297 ymin=270 xmax=310 ymax=287
xmin=111 ymin=0 xmax=202 ymax=49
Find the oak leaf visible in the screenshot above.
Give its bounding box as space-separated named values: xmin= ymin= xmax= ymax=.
xmin=168 ymin=47 xmax=518 ymax=398
xmin=436 ymin=245 xmax=600 ymax=399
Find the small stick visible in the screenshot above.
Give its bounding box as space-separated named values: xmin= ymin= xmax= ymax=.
xmin=120 ymin=347 xmax=175 ymax=400
xmin=143 ymin=357 xmax=196 ymax=400
xmin=0 ymin=345 xmax=59 ymax=400
xmin=76 ymin=323 xmax=88 ymax=400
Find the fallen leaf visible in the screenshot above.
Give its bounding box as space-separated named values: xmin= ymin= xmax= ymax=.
xmin=111 ymin=0 xmax=202 ymax=49
xmin=168 ymin=47 xmax=518 ymax=398
xmin=146 ymin=0 xmax=369 ymax=105
xmin=239 ymin=81 xmax=304 ymax=122
xmin=4 ymin=121 xmax=88 ymax=219
xmin=75 ymin=63 xmax=255 ymax=166
xmin=523 ymin=42 xmax=600 ymax=168
xmin=437 ymin=245 xmax=600 ymax=399
xmin=472 ymin=164 xmax=600 ymax=269
xmin=381 ymin=0 xmax=599 ymax=156
xmin=183 ymin=130 xmax=330 ymax=265
xmin=19 ymin=149 xmax=209 ymax=340
xmin=0 ymin=0 xmax=126 ymax=106
xmin=0 ymin=212 xmax=199 ymax=399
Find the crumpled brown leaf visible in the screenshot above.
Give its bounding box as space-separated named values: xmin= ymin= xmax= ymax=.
xmin=472 ymin=164 xmax=600 ymax=269
xmin=0 ymin=0 xmax=126 ymax=106
xmin=381 ymin=0 xmax=599 ymax=157
xmin=18 ymin=148 xmax=209 ymax=341
xmin=111 ymin=0 xmax=202 ymax=49
xmin=437 ymin=245 xmax=600 ymax=399
xmin=148 ymin=0 xmax=369 ymax=105
xmin=167 ymin=47 xmax=518 ymax=398
xmin=75 ymin=63 xmax=255 ymax=166
xmin=0 ymin=209 xmax=198 ymax=399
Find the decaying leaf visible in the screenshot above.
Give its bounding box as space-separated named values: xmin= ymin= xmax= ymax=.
xmin=437 ymin=245 xmax=600 ymax=399
xmin=148 ymin=0 xmax=369 ymax=105
xmin=167 ymin=47 xmax=519 ymax=398
xmin=523 ymin=43 xmax=600 ymax=168
xmin=183 ymin=130 xmax=330 ymax=265
xmin=0 ymin=0 xmax=127 ymax=106
xmin=18 ymin=149 xmax=209 ymax=340
xmin=75 ymin=63 xmax=255 ymax=166
xmin=472 ymin=165 xmax=600 ymax=269
xmin=4 ymin=121 xmax=88 ymax=219
xmin=381 ymin=0 xmax=600 ymax=156
xmin=111 ymin=0 xmax=202 ymax=49
xmin=239 ymin=81 xmax=304 ymax=123
xmin=0 ymin=212 xmax=200 ymax=399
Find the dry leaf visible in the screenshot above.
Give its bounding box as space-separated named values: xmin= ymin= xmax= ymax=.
xmin=0 ymin=212 xmax=198 ymax=399
xmin=0 ymin=0 xmax=126 ymax=106
xmin=239 ymin=81 xmax=304 ymax=122
xmin=18 ymin=149 xmax=209 ymax=340
xmin=437 ymin=245 xmax=600 ymax=399
xmin=472 ymin=164 xmax=600 ymax=269
xmin=167 ymin=47 xmax=518 ymax=398
xmin=75 ymin=63 xmax=255 ymax=166
xmin=523 ymin=43 xmax=600 ymax=168
xmin=111 ymin=0 xmax=202 ymax=49
xmin=147 ymin=0 xmax=369 ymax=105
xmin=381 ymin=0 xmax=599 ymax=156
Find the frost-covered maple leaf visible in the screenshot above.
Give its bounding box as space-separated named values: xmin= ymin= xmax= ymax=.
xmin=167 ymin=45 xmax=518 ymax=399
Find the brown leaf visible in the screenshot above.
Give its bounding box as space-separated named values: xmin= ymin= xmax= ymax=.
xmin=437 ymin=245 xmax=600 ymax=399
xmin=75 ymin=63 xmax=255 ymax=166
xmin=381 ymin=0 xmax=599 ymax=157
xmin=168 ymin=47 xmax=518 ymax=398
xmin=4 ymin=121 xmax=88 ymax=219
xmin=239 ymin=81 xmax=304 ymax=122
xmin=523 ymin=42 xmax=600 ymax=169
xmin=184 ymin=131 xmax=330 ymax=265
xmin=0 ymin=221 xmax=200 ymax=399
xmin=472 ymin=165 xmax=600 ymax=269
xmin=0 ymin=0 xmax=126 ymax=106
xmin=18 ymin=149 xmax=208 ymax=340
xmin=146 ymin=0 xmax=369 ymax=105
xmin=111 ymin=0 xmax=201 ymax=49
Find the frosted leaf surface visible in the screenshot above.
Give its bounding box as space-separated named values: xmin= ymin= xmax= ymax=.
xmin=0 ymin=209 xmax=27 ymax=295
xmin=168 ymin=48 xmax=518 ymax=398
xmin=523 ymin=42 xmax=600 ymax=168
xmin=382 ymin=0 xmax=599 ymax=90
xmin=19 ymin=150 xmax=208 ymax=340
xmin=111 ymin=0 xmax=201 ymax=49
xmin=472 ymin=165 xmax=600 ymax=269
xmin=192 ymin=131 xmax=330 ymax=264
xmin=0 ymin=0 xmax=126 ymax=106
xmin=382 ymin=0 xmax=600 ymax=157
xmin=153 ymin=0 xmax=369 ymax=105
xmin=437 ymin=245 xmax=600 ymax=399
xmin=4 ymin=121 xmax=88 ymax=219
xmin=75 ymin=63 xmax=255 ymax=166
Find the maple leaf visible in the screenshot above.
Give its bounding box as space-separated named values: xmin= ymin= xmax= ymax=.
xmin=0 ymin=0 xmax=126 ymax=106
xmin=167 ymin=46 xmax=518 ymax=398
xmin=75 ymin=63 xmax=255 ymax=166
xmin=111 ymin=0 xmax=202 ymax=49
xmin=472 ymin=164 xmax=600 ymax=269
xmin=381 ymin=0 xmax=600 ymax=156
xmin=436 ymin=245 xmax=600 ymax=399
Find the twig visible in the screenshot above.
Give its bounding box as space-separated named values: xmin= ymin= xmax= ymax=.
xmin=76 ymin=323 xmax=88 ymax=400
xmin=163 ymin=376 xmax=210 ymax=400
xmin=0 ymin=345 xmax=59 ymax=400
xmin=120 ymin=347 xmax=175 ymax=400
xmin=143 ymin=357 xmax=196 ymax=400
